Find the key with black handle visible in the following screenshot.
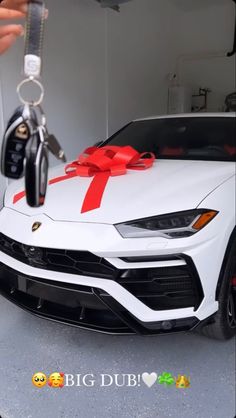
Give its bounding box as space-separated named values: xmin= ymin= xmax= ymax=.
xmin=23 ymin=103 xmax=66 ymax=208
xmin=25 ymin=124 xmax=49 ymax=207
xmin=1 ymin=105 xmax=38 ymax=179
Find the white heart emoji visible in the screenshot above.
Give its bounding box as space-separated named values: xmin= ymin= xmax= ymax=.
xmin=142 ymin=372 xmax=158 ymax=388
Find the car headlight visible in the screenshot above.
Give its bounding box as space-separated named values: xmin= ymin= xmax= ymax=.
xmin=115 ymin=209 xmax=218 ymax=238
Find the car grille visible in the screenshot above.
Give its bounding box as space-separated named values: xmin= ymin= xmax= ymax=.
xmin=0 ymin=232 xmax=117 ymax=279
xmin=0 ymin=233 xmax=203 ymax=311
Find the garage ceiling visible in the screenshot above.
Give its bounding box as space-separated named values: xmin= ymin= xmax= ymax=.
xmin=96 ymin=0 xmax=132 ymax=12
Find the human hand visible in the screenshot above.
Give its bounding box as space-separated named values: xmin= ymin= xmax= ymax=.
xmin=0 ymin=1 xmax=28 ymax=54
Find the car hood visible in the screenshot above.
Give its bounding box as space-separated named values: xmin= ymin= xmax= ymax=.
xmin=4 ymin=160 xmax=235 ymax=224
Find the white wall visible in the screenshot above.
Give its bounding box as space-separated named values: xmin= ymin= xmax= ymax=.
xmin=170 ymin=0 xmax=236 ymax=111
xmin=106 ymin=0 xmax=177 ymax=134
xmin=106 ymin=0 xmax=236 ymax=133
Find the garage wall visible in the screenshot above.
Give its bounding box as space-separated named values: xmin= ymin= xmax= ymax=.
xmin=106 ymin=0 xmax=177 ymax=135
xmin=107 ymin=0 xmax=236 ymax=134
xmin=170 ymin=0 xmax=236 ymax=111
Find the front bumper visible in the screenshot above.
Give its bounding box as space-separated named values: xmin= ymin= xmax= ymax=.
xmin=0 ymin=262 xmax=200 ymax=334
xmin=0 ymin=207 xmax=221 ymax=334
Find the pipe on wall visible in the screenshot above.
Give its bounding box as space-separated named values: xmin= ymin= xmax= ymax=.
xmin=227 ymin=0 xmax=236 ymax=57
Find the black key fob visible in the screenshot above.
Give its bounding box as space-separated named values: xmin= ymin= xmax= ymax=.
xmin=1 ymin=105 xmax=37 ymax=179
xmin=25 ymin=127 xmax=49 ymax=207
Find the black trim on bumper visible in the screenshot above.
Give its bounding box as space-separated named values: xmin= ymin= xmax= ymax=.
xmin=0 ymin=262 xmax=199 ymax=335
xmin=117 ymin=254 xmax=204 ymax=312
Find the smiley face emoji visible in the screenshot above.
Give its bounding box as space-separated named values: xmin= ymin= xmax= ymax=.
xmin=48 ymin=372 xmax=64 ymax=388
xmin=32 ymin=372 xmax=47 ymax=388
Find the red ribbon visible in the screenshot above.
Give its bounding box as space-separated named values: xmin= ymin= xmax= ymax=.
xmin=13 ymin=146 xmax=155 ymax=213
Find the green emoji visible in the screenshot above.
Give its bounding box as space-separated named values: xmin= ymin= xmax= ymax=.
xmin=158 ymin=372 xmax=175 ymax=386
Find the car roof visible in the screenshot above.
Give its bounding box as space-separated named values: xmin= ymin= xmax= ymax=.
xmin=134 ymin=112 xmax=236 ymax=122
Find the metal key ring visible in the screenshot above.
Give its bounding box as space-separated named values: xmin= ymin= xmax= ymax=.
xmin=17 ymin=77 xmax=44 ymax=106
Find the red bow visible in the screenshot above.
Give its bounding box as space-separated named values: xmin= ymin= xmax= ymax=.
xmin=13 ymin=146 xmax=155 ymax=213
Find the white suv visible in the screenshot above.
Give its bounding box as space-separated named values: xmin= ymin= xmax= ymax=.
xmin=0 ymin=113 xmax=235 ymax=339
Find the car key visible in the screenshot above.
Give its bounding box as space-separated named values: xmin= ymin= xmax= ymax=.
xmin=24 ymin=102 xmax=66 ymax=208
xmin=34 ymin=105 xmax=66 ymax=163
xmin=24 ymin=124 xmax=49 ymax=208
xmin=1 ymin=0 xmax=66 ymax=208
xmin=1 ymin=105 xmax=37 ymax=179
xmin=32 ymin=104 xmax=66 ymax=163
xmin=45 ymin=132 xmax=67 ymax=163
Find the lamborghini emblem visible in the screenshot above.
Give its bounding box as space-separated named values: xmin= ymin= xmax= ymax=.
xmin=32 ymin=222 xmax=42 ymax=232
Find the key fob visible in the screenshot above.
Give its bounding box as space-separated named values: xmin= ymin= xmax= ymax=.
xmin=1 ymin=105 xmax=37 ymax=179
xmin=25 ymin=127 xmax=49 ymax=207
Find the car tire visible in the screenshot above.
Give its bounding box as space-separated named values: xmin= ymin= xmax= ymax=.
xmin=199 ymin=238 xmax=236 ymax=340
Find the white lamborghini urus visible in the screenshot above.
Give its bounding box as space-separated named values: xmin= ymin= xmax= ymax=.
xmin=0 ymin=113 xmax=235 ymax=339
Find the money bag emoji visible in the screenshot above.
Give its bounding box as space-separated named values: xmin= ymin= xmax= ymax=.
xmin=175 ymin=375 xmax=190 ymax=389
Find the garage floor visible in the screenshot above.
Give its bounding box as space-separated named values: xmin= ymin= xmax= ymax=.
xmin=0 ymin=295 xmax=235 ymax=418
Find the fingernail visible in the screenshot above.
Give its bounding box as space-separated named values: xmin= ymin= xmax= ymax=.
xmin=18 ymin=25 xmax=24 ymax=36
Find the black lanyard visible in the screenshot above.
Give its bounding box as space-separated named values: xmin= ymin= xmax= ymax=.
xmin=24 ymin=0 xmax=46 ymax=78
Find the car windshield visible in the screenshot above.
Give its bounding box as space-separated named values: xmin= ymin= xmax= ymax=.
xmin=103 ymin=117 xmax=236 ymax=162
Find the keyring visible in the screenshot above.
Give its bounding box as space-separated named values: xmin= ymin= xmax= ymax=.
xmin=17 ymin=77 xmax=44 ymax=106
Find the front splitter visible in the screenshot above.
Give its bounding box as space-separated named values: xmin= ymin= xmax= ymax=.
xmin=0 ymin=262 xmax=200 ymax=335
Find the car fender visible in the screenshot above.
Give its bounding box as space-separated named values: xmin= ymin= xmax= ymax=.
xmin=197 ymin=175 xmax=236 ymax=298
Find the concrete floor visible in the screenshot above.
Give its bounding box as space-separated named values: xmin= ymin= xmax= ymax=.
xmin=0 ymin=295 xmax=235 ymax=418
